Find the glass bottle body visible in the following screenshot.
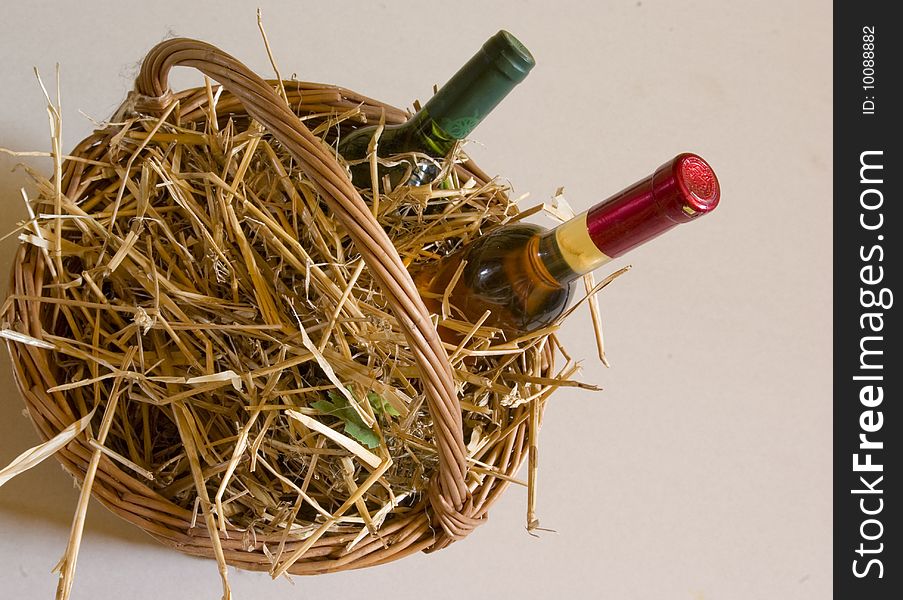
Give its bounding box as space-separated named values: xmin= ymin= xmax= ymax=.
xmin=414 ymin=223 xmax=577 ymax=336
xmin=338 ymin=109 xmax=458 ymax=190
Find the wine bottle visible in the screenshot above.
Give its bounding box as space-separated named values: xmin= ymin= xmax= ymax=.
xmin=338 ymin=30 xmax=535 ymax=190
xmin=413 ymin=153 xmax=721 ymax=336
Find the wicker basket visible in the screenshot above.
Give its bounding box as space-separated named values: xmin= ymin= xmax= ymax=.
xmin=4 ymin=39 xmax=552 ymax=575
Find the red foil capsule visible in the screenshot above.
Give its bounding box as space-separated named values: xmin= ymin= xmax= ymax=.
xmin=585 ymin=153 xmax=720 ymax=258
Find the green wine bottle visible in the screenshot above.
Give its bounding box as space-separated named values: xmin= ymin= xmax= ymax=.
xmin=338 ymin=30 xmax=535 ymax=190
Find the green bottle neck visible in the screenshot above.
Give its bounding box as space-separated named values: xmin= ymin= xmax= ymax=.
xmin=414 ymin=30 xmax=534 ymax=141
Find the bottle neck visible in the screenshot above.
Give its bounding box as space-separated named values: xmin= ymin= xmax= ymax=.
xmin=539 ymin=153 xmax=721 ymax=280
xmin=415 ymin=30 xmax=534 ymax=141
xmin=535 ymin=229 xmax=584 ymax=284
xmin=541 ymin=213 xmax=612 ymax=281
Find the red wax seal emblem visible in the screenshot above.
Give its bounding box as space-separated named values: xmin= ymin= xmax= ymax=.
xmin=677 ymin=154 xmax=720 ymax=214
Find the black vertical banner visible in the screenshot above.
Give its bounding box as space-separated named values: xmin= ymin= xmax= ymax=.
xmin=835 ymin=3 xmax=901 ymax=597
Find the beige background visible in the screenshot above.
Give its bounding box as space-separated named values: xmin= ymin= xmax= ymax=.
xmin=0 ymin=1 xmax=831 ymax=598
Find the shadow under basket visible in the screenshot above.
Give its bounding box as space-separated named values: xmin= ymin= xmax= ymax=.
xmin=3 ymin=39 xmax=568 ymax=578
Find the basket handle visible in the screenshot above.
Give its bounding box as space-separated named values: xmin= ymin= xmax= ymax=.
xmin=134 ymin=38 xmax=479 ymax=542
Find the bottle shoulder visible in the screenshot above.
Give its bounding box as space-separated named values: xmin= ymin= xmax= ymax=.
xmin=336 ymin=121 xmax=411 ymax=160
xmin=461 ymin=222 xmax=546 ymax=254
xmin=415 ymin=220 xmax=571 ymax=335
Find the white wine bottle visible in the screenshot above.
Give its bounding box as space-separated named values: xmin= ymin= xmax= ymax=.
xmin=413 ymin=153 xmax=721 ymax=336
